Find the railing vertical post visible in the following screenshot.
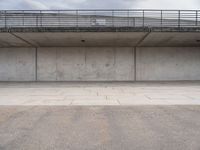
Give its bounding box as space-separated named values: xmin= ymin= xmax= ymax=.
xmin=196 ymin=10 xmax=198 ymax=26
xmin=178 ymin=10 xmax=180 ymax=28
xmin=127 ymin=10 xmax=129 ymax=27
xmin=22 ymin=10 xmax=24 ymax=27
xmin=40 ymin=10 xmax=42 ymax=27
xmin=94 ymin=10 xmax=97 ymax=27
xmin=4 ymin=10 xmax=7 ymax=28
xmin=76 ymin=10 xmax=78 ymax=28
xmin=36 ymin=11 xmax=38 ymax=27
xmin=161 ymin=10 xmax=163 ymax=29
xmin=112 ymin=10 xmax=114 ymax=27
xmin=143 ymin=10 xmax=145 ymax=27
xmin=58 ymin=10 xmax=60 ymax=27
xmin=133 ymin=10 xmax=135 ymax=27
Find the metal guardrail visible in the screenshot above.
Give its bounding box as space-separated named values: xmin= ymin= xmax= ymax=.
xmin=0 ymin=10 xmax=199 ymax=28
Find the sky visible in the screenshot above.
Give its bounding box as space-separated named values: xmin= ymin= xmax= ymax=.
xmin=0 ymin=0 xmax=199 ymax=10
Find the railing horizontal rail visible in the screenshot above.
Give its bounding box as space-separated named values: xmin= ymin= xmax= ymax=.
xmin=0 ymin=10 xmax=199 ymax=29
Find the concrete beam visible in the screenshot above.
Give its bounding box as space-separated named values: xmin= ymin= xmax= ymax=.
xmin=0 ymin=33 xmax=31 ymax=47
xmin=139 ymin=32 xmax=200 ymax=47
xmin=0 ymin=31 xmax=199 ymax=47
xmin=10 ymin=33 xmax=36 ymax=47
xmin=14 ymin=32 xmax=148 ymax=47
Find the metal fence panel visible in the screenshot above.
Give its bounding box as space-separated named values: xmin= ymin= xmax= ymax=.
xmin=0 ymin=10 xmax=199 ymax=28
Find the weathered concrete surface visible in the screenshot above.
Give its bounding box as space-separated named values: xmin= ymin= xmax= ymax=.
xmin=139 ymin=32 xmax=200 ymax=47
xmin=0 ymin=106 xmax=200 ymax=150
xmin=0 ymin=47 xmax=200 ymax=81
xmin=0 ymin=81 xmax=200 ymax=105
xmin=136 ymin=47 xmax=200 ymax=81
xmin=37 ymin=47 xmax=135 ymax=81
xmin=14 ymin=32 xmax=147 ymax=47
xmin=0 ymin=48 xmax=36 ymax=81
xmin=0 ymin=33 xmax=31 ymax=47
xmin=0 ymin=31 xmax=200 ymax=47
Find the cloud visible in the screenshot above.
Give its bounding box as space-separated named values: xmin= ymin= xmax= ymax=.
xmin=0 ymin=0 xmax=49 ymax=9
xmin=19 ymin=0 xmax=49 ymax=9
xmin=135 ymin=0 xmax=200 ymax=9
xmin=69 ymin=0 xmax=138 ymax=9
xmin=0 ymin=0 xmax=199 ymax=10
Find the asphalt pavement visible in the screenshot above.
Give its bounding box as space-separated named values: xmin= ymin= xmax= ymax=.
xmin=0 ymin=106 xmax=200 ymax=150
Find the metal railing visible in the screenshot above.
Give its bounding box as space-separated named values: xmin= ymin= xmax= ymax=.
xmin=0 ymin=10 xmax=199 ymax=28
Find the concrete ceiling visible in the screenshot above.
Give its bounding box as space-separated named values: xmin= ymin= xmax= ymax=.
xmin=0 ymin=32 xmax=200 ymax=47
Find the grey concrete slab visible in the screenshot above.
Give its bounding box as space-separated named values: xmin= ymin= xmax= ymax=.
xmin=0 ymin=48 xmax=36 ymax=81
xmin=136 ymin=47 xmax=200 ymax=81
xmin=14 ymin=32 xmax=147 ymax=47
xmin=1 ymin=31 xmax=200 ymax=47
xmin=37 ymin=47 xmax=135 ymax=81
xmin=139 ymin=32 xmax=200 ymax=47
xmin=0 ymin=33 xmax=31 ymax=47
xmin=0 ymin=106 xmax=200 ymax=150
xmin=10 ymin=32 xmax=200 ymax=47
xmin=0 ymin=82 xmax=199 ymax=105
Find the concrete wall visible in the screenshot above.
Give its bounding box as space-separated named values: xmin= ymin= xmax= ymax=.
xmin=0 ymin=47 xmax=200 ymax=81
xmin=136 ymin=47 xmax=200 ymax=81
xmin=0 ymin=48 xmax=36 ymax=81
xmin=37 ymin=47 xmax=135 ymax=81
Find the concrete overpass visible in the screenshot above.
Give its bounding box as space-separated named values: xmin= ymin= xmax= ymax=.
xmin=0 ymin=10 xmax=200 ymax=81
